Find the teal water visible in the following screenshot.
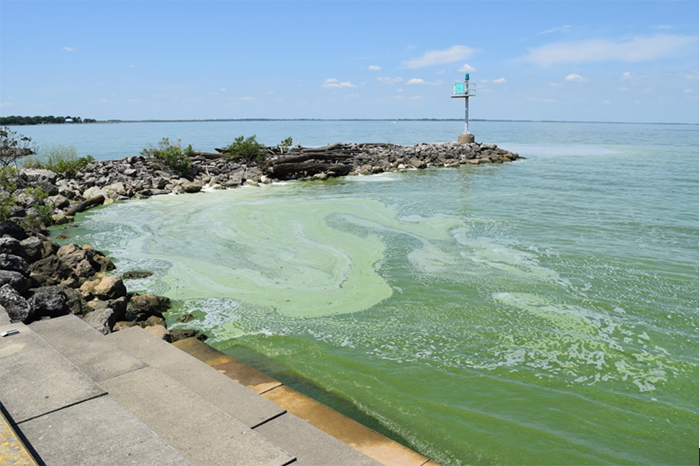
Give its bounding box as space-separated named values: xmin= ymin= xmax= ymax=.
xmin=53 ymin=121 xmax=698 ymax=465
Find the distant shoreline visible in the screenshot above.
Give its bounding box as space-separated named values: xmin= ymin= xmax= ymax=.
xmin=4 ymin=118 xmax=697 ymax=126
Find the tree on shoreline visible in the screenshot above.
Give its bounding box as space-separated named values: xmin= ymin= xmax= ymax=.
xmin=0 ymin=115 xmax=96 ymax=126
xmin=0 ymin=126 xmax=36 ymax=166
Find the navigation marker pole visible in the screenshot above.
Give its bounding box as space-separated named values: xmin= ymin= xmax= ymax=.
xmin=452 ymin=74 xmax=476 ymax=144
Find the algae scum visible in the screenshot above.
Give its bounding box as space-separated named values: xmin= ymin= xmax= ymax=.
xmin=65 ymin=145 xmax=698 ymax=465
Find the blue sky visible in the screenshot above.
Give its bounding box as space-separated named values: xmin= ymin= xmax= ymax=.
xmin=1 ymin=1 xmax=698 ymax=123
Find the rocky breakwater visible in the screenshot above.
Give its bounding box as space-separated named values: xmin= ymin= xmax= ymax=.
xmin=0 ymin=220 xmax=205 ymax=342
xmin=8 ymin=141 xmax=520 ymax=227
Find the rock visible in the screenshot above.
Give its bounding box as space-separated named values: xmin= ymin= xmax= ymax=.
xmin=83 ymin=307 xmax=119 ymax=335
xmin=0 ymin=270 xmax=32 ymax=294
xmin=113 ymin=321 xmax=136 ymax=331
xmin=21 ymin=168 xmax=57 ymax=185
xmin=127 ymin=294 xmax=170 ymax=321
xmin=51 ymin=213 xmax=74 ymax=225
xmin=45 ymin=194 xmax=70 ymax=210
xmin=36 ymin=180 xmax=59 ymax=196
xmin=28 ymin=286 xmax=70 ymax=319
xmin=0 ymin=221 xmax=28 ymax=240
xmin=0 ymin=254 xmax=30 ymax=276
xmin=62 ymin=286 xmax=91 ymax=316
xmin=179 ymin=180 xmax=203 ymax=194
xmin=143 ymin=324 xmax=170 ymax=341
xmin=82 ymin=186 xmax=108 ymax=200
xmin=87 ymin=275 xmax=127 ymax=300
xmin=0 ymin=237 xmax=27 ymax=259
xmin=123 ymin=270 xmax=153 ymax=280
xmin=30 ymin=255 xmax=78 ymax=287
xmin=170 ymin=328 xmax=208 ymax=342
xmin=176 ymin=313 xmax=195 ymax=323
xmin=139 ymin=315 xmax=165 ymax=328
xmin=0 ymin=284 xmax=33 ymax=323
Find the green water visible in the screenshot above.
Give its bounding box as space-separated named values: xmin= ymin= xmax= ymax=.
xmin=59 ymin=124 xmax=698 ymax=465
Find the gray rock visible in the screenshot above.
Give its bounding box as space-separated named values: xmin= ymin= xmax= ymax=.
xmin=0 ymin=270 xmax=32 ymax=294
xmin=179 ymin=180 xmax=203 ymax=194
xmin=21 ymin=168 xmax=58 ymax=184
xmin=28 ymin=286 xmax=70 ymax=319
xmin=46 ymin=194 xmax=70 ymax=209
xmin=0 ymin=221 xmax=28 ymax=240
xmin=127 ymin=294 xmax=170 ymax=321
xmin=0 ymin=284 xmax=33 ymax=323
xmin=0 ymin=254 xmax=30 ymax=276
xmin=0 ymin=237 xmax=28 ymax=259
xmin=83 ymin=307 xmax=119 ymax=334
xmin=30 ymin=255 xmax=78 ymax=287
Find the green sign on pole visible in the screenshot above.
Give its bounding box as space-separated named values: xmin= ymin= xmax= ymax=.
xmin=454 ymin=82 xmax=465 ymax=95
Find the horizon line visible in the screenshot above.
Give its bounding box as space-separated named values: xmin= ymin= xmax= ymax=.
xmin=90 ymin=118 xmax=698 ymax=126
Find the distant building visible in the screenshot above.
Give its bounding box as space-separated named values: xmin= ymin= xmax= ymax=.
xmin=65 ymin=118 xmax=74 ymax=123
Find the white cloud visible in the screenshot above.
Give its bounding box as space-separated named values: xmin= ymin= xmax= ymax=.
xmin=458 ymin=63 xmax=476 ymax=73
xmin=220 ymin=88 xmax=227 ymax=92
xmin=537 ymin=25 xmax=573 ymax=35
xmin=621 ymin=72 xmax=632 ymax=80
xmin=0 ymin=102 xmax=14 ymax=107
xmin=492 ymin=77 xmax=507 ymax=84
xmin=377 ymin=77 xmax=403 ymax=85
xmin=321 ymin=78 xmax=356 ymax=89
xmin=683 ymin=89 xmax=693 ymax=94
xmin=63 ymin=46 xmax=75 ymax=52
xmin=601 ymin=100 xmax=611 ymax=104
xmin=406 ymin=78 xmax=443 ymax=86
xmin=520 ymin=34 xmax=696 ymax=66
xmin=129 ymin=64 xmax=138 ymax=69
xmin=403 ymin=45 xmax=476 ymax=69
xmin=345 ymin=93 xmax=361 ymax=98
xmin=565 ymin=73 xmax=586 ymax=83
xmin=367 ymin=65 xmax=381 ymax=71
xmin=550 ymin=82 xmax=563 ymax=87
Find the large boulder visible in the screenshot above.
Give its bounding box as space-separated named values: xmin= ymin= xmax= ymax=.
xmin=0 ymin=270 xmax=33 ymax=294
xmin=28 ymin=286 xmax=70 ymax=319
xmin=0 ymin=254 xmax=30 ymax=276
xmin=19 ymin=236 xmax=44 ymax=263
xmin=30 ymin=255 xmax=79 ymax=287
xmin=80 ymin=273 xmax=126 ymax=300
xmin=0 ymin=237 xmax=27 ymax=259
xmin=127 ymin=294 xmax=170 ymax=321
xmin=0 ymin=221 xmax=28 ymax=240
xmin=0 ymin=284 xmax=33 ymax=323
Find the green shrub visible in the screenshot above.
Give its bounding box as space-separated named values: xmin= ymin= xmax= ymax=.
xmin=140 ymin=138 xmax=192 ymax=175
xmin=23 ymin=144 xmax=95 ymax=177
xmin=279 ymin=137 xmax=293 ymax=153
xmin=224 ymin=135 xmax=267 ymax=163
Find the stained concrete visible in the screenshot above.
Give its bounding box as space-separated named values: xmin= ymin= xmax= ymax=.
xmin=110 ymin=327 xmax=284 ymax=428
xmin=100 ymin=367 xmax=294 ymax=466
xmin=18 ymin=395 xmax=191 ymax=466
xmin=29 ymin=315 xmax=145 ymax=383
xmin=0 ymin=323 xmax=104 ymax=424
xmin=255 ymin=412 xmax=381 ymax=466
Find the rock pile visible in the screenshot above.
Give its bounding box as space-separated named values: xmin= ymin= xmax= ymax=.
xmin=7 ymin=141 xmax=521 ymax=228
xmin=0 ymin=220 xmax=204 ymax=342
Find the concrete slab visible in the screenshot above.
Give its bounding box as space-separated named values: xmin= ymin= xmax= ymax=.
xmin=18 ymin=395 xmax=191 ymax=466
xmin=0 ymin=323 xmax=105 ymax=424
xmin=1 ymin=408 xmax=37 ymax=466
xmin=255 ymin=412 xmax=381 ymax=466
xmin=29 ymin=315 xmax=145 ymax=383
xmin=110 ymin=329 xmax=284 ymax=427
xmin=174 ymin=337 xmax=282 ymax=394
xmin=101 ymin=367 xmax=294 ymax=466
xmin=105 ymin=325 xmax=171 ymax=360
xmin=262 ymin=386 xmax=428 ymax=466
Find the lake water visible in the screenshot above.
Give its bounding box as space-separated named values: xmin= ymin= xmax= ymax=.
xmin=35 ymin=120 xmax=698 ymax=465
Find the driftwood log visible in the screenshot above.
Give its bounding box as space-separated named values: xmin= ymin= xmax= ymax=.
xmin=65 ymin=195 xmax=105 ymax=216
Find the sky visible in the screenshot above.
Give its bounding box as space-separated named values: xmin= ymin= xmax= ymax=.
xmin=0 ymin=0 xmax=698 ymax=123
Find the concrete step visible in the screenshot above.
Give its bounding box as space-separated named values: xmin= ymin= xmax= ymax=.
xmin=107 ymin=326 xmax=285 ymax=428
xmin=0 ymin=321 xmax=191 ymax=466
xmin=30 ymin=316 xmax=294 ymax=466
xmin=173 ymin=337 xmax=428 ymax=466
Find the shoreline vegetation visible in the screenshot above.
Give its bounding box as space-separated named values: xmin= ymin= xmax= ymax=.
xmin=0 ymin=132 xmax=521 ymax=349
xmin=2 ymin=116 xmax=696 ymax=126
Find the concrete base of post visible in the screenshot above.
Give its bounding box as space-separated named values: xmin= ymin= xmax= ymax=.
xmin=458 ymin=133 xmax=475 ymax=144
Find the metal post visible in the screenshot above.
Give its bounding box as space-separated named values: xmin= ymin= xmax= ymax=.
xmin=465 ymin=92 xmax=469 ymax=134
